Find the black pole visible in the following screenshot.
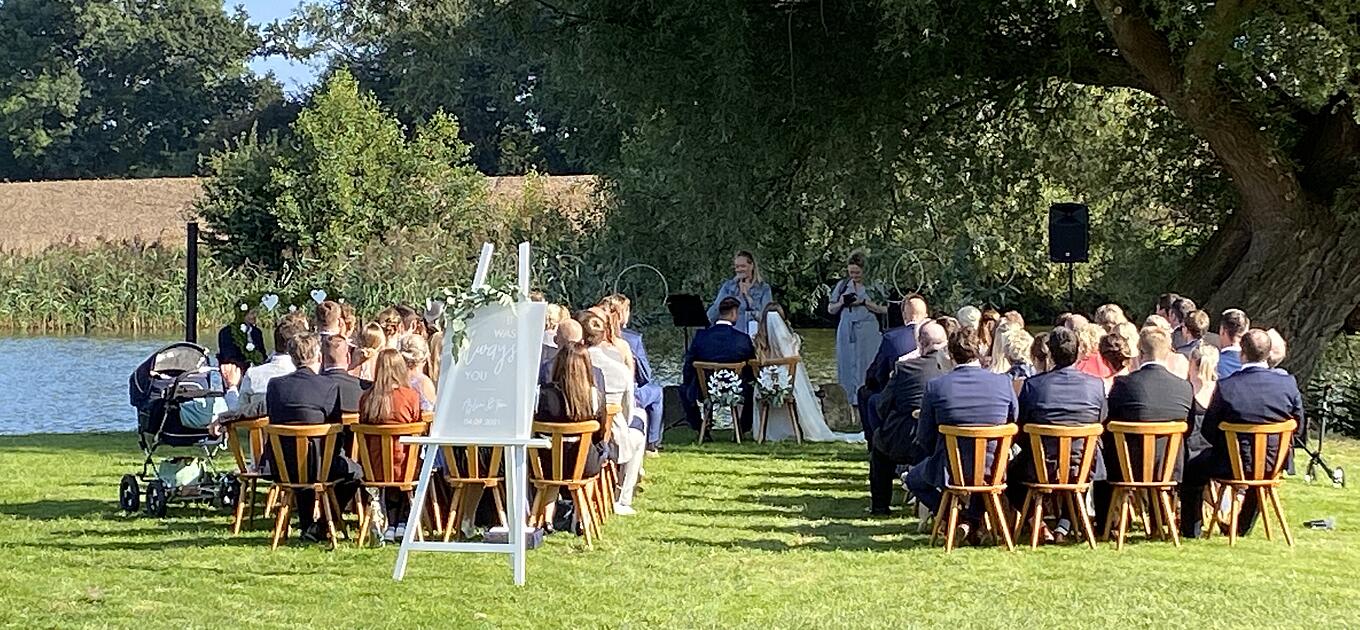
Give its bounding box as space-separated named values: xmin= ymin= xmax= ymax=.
xmin=186 ymin=222 xmax=199 ymax=343
xmin=1067 ymin=262 xmax=1075 ymax=313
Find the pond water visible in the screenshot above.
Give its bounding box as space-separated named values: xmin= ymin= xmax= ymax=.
xmin=0 ymin=328 xmax=841 ymax=436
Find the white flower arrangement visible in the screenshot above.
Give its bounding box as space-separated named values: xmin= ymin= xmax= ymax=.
xmin=754 ymin=365 xmax=792 ymax=407
xmin=438 ymin=280 xmax=520 ymax=366
xmin=706 ymin=369 xmax=743 ymax=429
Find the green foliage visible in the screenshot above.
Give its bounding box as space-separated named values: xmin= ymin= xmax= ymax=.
xmin=195 ymin=70 xmax=486 ymax=269
xmin=0 ymin=0 xmax=286 ymax=179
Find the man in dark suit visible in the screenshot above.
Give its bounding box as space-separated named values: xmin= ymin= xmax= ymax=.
xmin=1181 ymin=329 xmax=1304 ymax=538
xmin=681 ymin=297 xmax=757 ymax=433
xmin=216 ymin=306 xmax=267 ymax=370
xmin=320 ymin=334 xmax=363 ymax=413
xmin=866 ymin=321 xmax=950 ymax=514
xmin=857 ymin=295 xmax=930 ymax=432
xmin=1093 ymin=326 xmax=1193 ymax=533
xmin=1006 ymin=327 xmax=1107 ymax=536
xmin=266 ymin=333 xmax=359 ymax=541
xmin=905 ymin=328 xmax=1018 ymax=537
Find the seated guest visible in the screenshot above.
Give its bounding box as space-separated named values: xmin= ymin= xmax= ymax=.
xmin=315 ymin=300 xmax=344 ymax=347
xmin=956 ymin=305 xmax=981 ymax=331
xmin=1266 ymin=328 xmax=1288 ymax=371
xmin=216 ymin=305 xmax=266 ymax=370
xmin=1181 ymin=329 xmax=1303 ymax=538
xmin=1073 ymin=323 xmax=1114 ymax=380
xmin=859 ymin=296 xmax=930 ymax=432
xmin=1059 ymin=313 xmax=1090 ymax=330
xmin=376 ymin=307 xmax=403 ymax=349
xmin=1167 ymin=296 xmax=1195 ymax=349
xmin=1002 ymin=328 xmax=1035 ymax=381
xmin=1216 ymin=309 xmax=1250 ymax=379
xmin=400 ymin=334 xmax=437 ymax=411
xmin=339 ymin=302 xmax=358 ymax=343
xmin=265 ymin=333 xmax=359 ymax=542
xmin=869 ymin=322 xmax=950 ymax=514
xmin=905 ymin=328 xmax=1018 ymax=540
xmin=581 ymin=308 xmax=644 ymax=515
xmin=350 ymin=323 xmax=385 ymax=381
xmin=1114 ymin=322 xmax=1140 ymax=363
xmin=541 ymin=304 xmax=568 ymax=358
xmin=1093 ymin=327 xmax=1193 ymax=532
xmin=606 ymin=294 xmax=666 ymax=454
xmin=1098 ymin=333 xmax=1133 ymax=393
xmin=536 ymin=343 xmax=608 ymax=477
xmin=1002 ymin=310 xmax=1025 ymax=329
xmin=1184 ymin=343 xmax=1220 ymax=488
xmin=986 ymin=322 xmax=1013 ymax=375
xmin=358 ymin=349 xmax=424 ymax=542
xmin=681 ymin=297 xmax=757 ymax=434
xmin=1029 ymin=332 xmax=1052 ymax=373
xmin=978 ymin=308 xmax=1001 ymax=368
xmin=321 ymin=334 xmax=363 ymax=413
xmin=238 ymin=315 xmax=308 ymax=413
xmin=1094 ymin=303 xmax=1128 ymax=333
xmin=1144 ymin=314 xmax=1172 ymax=332
xmin=1007 ymin=327 xmax=1107 ymax=541
xmin=399 ymin=305 xmax=426 ymax=340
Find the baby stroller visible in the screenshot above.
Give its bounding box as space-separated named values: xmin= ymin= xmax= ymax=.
xmin=121 ymin=342 xmax=235 ymax=517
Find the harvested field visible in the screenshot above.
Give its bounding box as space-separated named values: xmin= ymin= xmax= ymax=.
xmin=0 ymin=175 xmax=597 ymax=254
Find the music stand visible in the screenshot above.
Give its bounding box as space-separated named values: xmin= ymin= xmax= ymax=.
xmin=667 ymin=293 xmax=710 ymax=352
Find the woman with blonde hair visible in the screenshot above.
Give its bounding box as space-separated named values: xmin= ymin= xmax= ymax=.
xmin=359 ymin=348 xmax=424 ymax=541
xmin=350 ymin=322 xmax=386 ymax=380
xmin=1115 ymin=321 xmax=1140 ymax=363
xmin=1074 ymin=323 xmax=1114 ymax=379
xmin=707 ymin=250 xmax=774 ymax=335
xmin=987 ymin=321 xmax=1013 ymax=375
xmin=596 ymin=296 xmax=636 ymax=369
xmin=376 ymin=307 xmax=403 ymax=349
xmin=1002 ymin=328 xmax=1035 ymax=381
xmin=1095 ymin=303 xmax=1128 ymax=333
xmin=399 ymin=334 xmax=437 ymax=411
xmin=578 ymin=308 xmax=643 ymax=515
xmin=1186 ymin=344 xmax=1220 ymax=464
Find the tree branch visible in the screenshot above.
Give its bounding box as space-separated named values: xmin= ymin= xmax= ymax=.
xmin=1183 ymin=0 xmax=1259 ymax=94
xmin=1092 ymin=0 xmax=1183 ymax=97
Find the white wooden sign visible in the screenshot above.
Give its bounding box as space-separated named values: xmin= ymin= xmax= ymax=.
xmin=394 ymin=242 xmax=548 ymax=586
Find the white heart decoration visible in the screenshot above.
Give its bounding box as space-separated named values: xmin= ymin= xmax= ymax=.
xmin=239 ymin=324 xmax=249 ymax=333
xmin=310 ymin=289 xmax=327 ymax=304
xmin=260 ymin=294 xmax=280 ymax=312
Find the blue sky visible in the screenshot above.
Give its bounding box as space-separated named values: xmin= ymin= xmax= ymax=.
xmin=230 ymin=0 xmax=320 ymax=93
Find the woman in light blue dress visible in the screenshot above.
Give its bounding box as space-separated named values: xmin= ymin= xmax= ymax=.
xmin=828 ymin=252 xmax=886 ymax=400
xmin=707 ymin=250 xmax=773 ymax=336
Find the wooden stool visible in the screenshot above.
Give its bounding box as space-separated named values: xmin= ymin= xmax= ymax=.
xmin=930 ymin=424 xmax=1019 ymax=552
xmin=1209 ymin=419 xmax=1298 ymax=547
xmin=1014 ymin=423 xmax=1103 ymax=549
xmin=1105 ymin=421 xmax=1188 ymax=550
xmin=263 ymin=423 xmax=347 ymax=550
xmin=693 ymin=361 xmax=747 ymax=443
xmin=529 ymin=420 xmax=604 ymax=547
xmin=351 ymin=421 xmax=429 ymax=546
xmin=223 ymin=416 xmax=277 ymax=534
xmin=748 ymin=357 xmax=802 ymax=444
xmin=440 ymin=443 xmax=507 ymax=541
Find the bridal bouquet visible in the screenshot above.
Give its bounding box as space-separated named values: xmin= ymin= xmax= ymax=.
xmin=755 ymin=365 xmax=792 ymax=407
xmin=706 ymin=369 xmax=743 ymax=430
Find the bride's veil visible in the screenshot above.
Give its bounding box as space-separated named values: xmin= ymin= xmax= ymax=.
xmin=764 ymin=311 xmax=797 ymax=358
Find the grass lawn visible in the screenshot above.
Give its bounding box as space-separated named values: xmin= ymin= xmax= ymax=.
xmin=1 ymin=430 xmax=1357 ymax=628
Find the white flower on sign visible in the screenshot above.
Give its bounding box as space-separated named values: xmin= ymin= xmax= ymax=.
xmin=310 ymin=289 xmax=327 ymax=304
xmin=260 ymin=294 xmax=280 ymax=311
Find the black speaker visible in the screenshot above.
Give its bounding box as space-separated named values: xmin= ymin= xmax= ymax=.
xmin=1048 ymin=202 xmax=1089 ymax=263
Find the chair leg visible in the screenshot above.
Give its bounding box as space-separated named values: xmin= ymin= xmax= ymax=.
xmin=443 ymin=486 xmax=465 ymax=542
xmin=319 ymin=489 xmax=339 ymax=550
xmin=232 ymin=478 xmax=250 ymax=535
xmin=357 ymin=494 xmax=372 ymax=547
xmin=759 ymin=403 xmax=768 ymax=444
xmin=789 ymin=403 xmax=802 ymax=445
xmin=1073 ymin=491 xmax=1098 ymax=550
xmin=491 ymin=485 xmax=508 ymax=528
xmin=572 ymin=487 xmax=594 ymax=548
xmin=988 ymin=493 xmax=1015 ymax=551
xmin=427 ymin=482 xmax=444 ymax=535
xmin=1227 ymin=487 xmax=1242 ymax=547
xmin=930 ymin=493 xmax=953 ymax=547
xmin=1029 ymin=494 xmax=1045 ymax=550
xmin=731 ymin=406 xmax=742 ymax=444
xmin=1255 ymin=487 xmax=1273 ymax=541
xmin=1101 ymin=488 xmax=1120 ymax=542
xmin=270 ymin=490 xmax=292 ymax=550
xmin=264 ymin=485 xmax=279 ymax=518
xmin=1116 ymin=494 xmax=1133 ymax=551
xmin=1158 ymin=490 xmax=1181 ymax=548
xmin=943 ymin=493 xmax=962 ymax=553
xmin=1013 ymin=491 xmax=1033 ymax=543
xmin=1267 ymin=488 xmax=1294 ymax=547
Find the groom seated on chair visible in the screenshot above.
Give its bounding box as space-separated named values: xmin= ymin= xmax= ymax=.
xmin=904 ymin=328 xmax=1018 ymax=540
xmin=681 ymin=297 xmax=757 ymax=434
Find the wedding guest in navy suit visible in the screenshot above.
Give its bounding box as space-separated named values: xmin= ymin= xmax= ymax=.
xmin=682 ymin=297 xmax=757 ymax=433
xmin=867 ymin=321 xmax=950 ymax=514
xmin=1181 ymin=328 xmax=1303 ymax=538
xmin=858 ymin=295 xmax=930 ymax=449
xmin=905 ymin=328 xmax=1018 ymax=539
xmin=1006 ymin=326 xmax=1107 ymax=539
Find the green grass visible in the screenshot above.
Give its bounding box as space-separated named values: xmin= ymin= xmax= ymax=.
xmin=1 ymin=431 xmax=1357 ymax=628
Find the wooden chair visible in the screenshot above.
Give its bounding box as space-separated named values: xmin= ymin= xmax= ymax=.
xmin=598 ymin=403 xmax=625 ymax=518
xmin=930 ymin=424 xmax=1019 ymax=552
xmin=439 ymin=443 xmax=507 ymax=541
xmin=529 ymin=420 xmax=604 ymax=548
xmin=693 ymin=361 xmax=748 ymax=443
xmin=1105 ymin=421 xmax=1188 ymax=550
xmin=223 ymin=416 xmax=277 ymax=534
xmin=263 ymin=423 xmax=347 ymax=550
xmin=1014 ymin=423 xmax=1103 ymax=549
xmin=748 ymin=357 xmax=802 ymax=444
xmin=351 ymin=422 xmax=428 ymax=546
xmin=1209 ymin=420 xmax=1298 ymax=547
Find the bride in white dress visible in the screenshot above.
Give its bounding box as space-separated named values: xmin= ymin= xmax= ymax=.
xmin=754 ymin=304 xmax=864 ymax=443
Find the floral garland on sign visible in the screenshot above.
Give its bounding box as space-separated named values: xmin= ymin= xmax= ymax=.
xmin=754 ymin=365 xmax=793 ymax=407
xmin=437 ymin=279 xmax=521 ymax=366
xmin=706 ymin=369 xmax=743 ymax=430
xmin=230 ymin=292 xmax=268 ymax=365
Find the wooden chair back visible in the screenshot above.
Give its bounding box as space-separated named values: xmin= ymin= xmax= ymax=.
xmin=340 ymin=412 xmax=359 ymax=426
xmin=440 ymin=444 xmax=505 ymax=483
xmin=1107 ymin=421 xmax=1188 ymax=485
xmin=351 ymin=422 xmax=428 ymax=486
xmin=748 ymin=356 xmax=800 ymax=381
xmin=1221 ymin=420 xmax=1297 ymax=482
xmin=225 ymin=417 xmax=270 ymax=474
xmin=530 ymin=421 xmax=600 ymax=483
xmin=939 ymin=424 xmax=1019 ymax=489
xmin=421 ymin=410 xmax=435 ymax=423
xmin=263 ymin=423 xmax=343 ymax=486
xmin=693 ymin=361 xmax=748 ymax=400
xmin=1023 ymin=423 xmax=1104 ymax=486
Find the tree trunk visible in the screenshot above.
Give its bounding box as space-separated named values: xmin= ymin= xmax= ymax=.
xmin=1180 ymin=203 xmax=1360 ymax=385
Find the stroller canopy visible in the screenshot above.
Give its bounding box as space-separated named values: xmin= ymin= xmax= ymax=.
xmin=128 ymin=342 xmax=212 ymax=409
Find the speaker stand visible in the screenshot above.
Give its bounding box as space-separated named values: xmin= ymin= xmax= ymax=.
xmin=1066 ymin=262 xmax=1075 ymax=313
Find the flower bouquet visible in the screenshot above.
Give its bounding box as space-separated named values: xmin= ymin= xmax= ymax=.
xmin=706 ymin=369 xmax=743 ymax=430
xmin=754 ymin=365 xmax=792 ymax=407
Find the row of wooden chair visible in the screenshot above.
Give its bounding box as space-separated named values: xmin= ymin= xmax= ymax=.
xmin=693 ymin=357 xmax=803 ymax=444
xmin=927 ymin=419 xmax=1298 ymax=552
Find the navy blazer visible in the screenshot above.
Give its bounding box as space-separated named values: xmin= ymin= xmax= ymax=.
xmin=1105 ymin=363 xmax=1193 ymax=481
xmin=1017 ymin=365 xmax=1108 ymax=481
xmin=1202 ymin=365 xmax=1304 ymax=476
xmin=682 ymin=322 xmax=756 ymax=400
xmin=913 ymin=366 xmax=1018 ymax=489
xmin=864 ymin=322 xmax=919 ymax=393
xmin=266 ymin=367 xmax=342 ymax=425
xmin=877 ymin=348 xmax=952 ymax=434
xmin=321 ymin=367 xmax=363 ymax=413
xmin=1217 ymin=348 xmax=1243 ymax=380
xmin=622 ymin=328 xmax=655 ymax=388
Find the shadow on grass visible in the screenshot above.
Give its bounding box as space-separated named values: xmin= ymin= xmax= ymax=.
xmin=0 ymin=432 xmax=135 ymax=457
xmin=0 ymin=499 xmax=119 ymax=521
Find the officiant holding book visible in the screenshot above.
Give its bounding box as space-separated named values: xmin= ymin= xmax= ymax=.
xmin=706 ymin=250 xmax=773 ymax=336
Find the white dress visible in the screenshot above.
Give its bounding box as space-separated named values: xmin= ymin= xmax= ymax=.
xmin=757 ymin=312 xmax=864 ymax=443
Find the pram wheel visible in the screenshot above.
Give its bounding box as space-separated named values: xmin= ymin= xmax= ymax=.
xmin=145 ymin=480 xmax=169 ymax=518
xmin=118 ymin=475 xmax=140 ymax=513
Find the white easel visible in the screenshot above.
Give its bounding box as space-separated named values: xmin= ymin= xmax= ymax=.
xmin=393 ymin=242 xmax=549 ymax=586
